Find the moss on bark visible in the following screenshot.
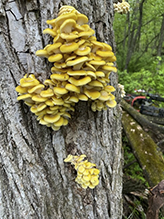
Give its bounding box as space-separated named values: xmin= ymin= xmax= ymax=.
xmin=122 ymin=111 xmax=164 ymax=186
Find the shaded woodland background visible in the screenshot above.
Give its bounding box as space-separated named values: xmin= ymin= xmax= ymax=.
xmin=113 ymin=0 xmax=164 ymax=218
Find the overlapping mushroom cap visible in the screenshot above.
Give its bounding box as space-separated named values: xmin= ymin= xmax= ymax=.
xmin=16 ymin=5 xmax=117 ymax=131
xmin=64 ymin=154 xmax=100 ymax=189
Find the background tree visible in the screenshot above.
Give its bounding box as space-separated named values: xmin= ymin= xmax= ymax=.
xmin=0 ymin=0 xmax=122 ymax=218
xmin=114 ymin=0 xmax=164 ymax=72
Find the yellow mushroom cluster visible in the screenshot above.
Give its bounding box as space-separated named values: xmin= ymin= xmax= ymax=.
xmin=114 ymin=0 xmax=130 ymax=14
xmin=15 ymin=74 xmax=72 ymax=131
xmin=64 ymin=154 xmax=100 ymax=189
xmin=15 ymin=5 xmax=117 ymax=130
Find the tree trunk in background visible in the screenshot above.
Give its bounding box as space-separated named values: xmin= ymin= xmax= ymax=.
xmin=0 ymin=0 xmax=122 ymax=218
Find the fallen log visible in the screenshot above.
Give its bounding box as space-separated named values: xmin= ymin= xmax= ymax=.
xmin=121 ymin=99 xmax=164 ymax=145
xmin=122 ymin=110 xmax=164 ymax=186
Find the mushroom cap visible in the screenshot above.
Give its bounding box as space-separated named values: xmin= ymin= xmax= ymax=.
xmin=75 ymin=24 xmax=86 ymax=31
xmin=68 ymin=96 xmax=79 ymax=103
xmin=89 ymin=60 xmax=106 ymax=66
xmin=83 ymin=63 xmax=96 ymax=72
xmin=60 ymin=42 xmax=79 ymax=53
xmin=95 ymin=71 xmax=105 ymax=77
xmin=31 ymin=103 xmax=47 ymax=113
xmin=32 ymin=94 xmax=48 ymax=102
xmin=104 ymin=85 xmax=116 ymax=92
xmin=45 ymin=99 xmax=55 ymax=106
xmin=35 ymin=108 xmax=47 ymax=117
xmin=96 ymin=100 xmax=104 ymax=111
xmin=51 ymin=125 xmax=61 ymax=131
xmin=77 ymin=39 xmax=86 ymax=46
xmin=78 ymin=93 xmax=88 ymax=101
xmin=54 ymin=12 xmax=77 ymax=28
xmin=51 ymin=66 xmax=68 ymax=73
xmin=44 ymin=114 xmax=60 ymax=123
xmin=20 ymin=78 xmax=40 ymax=87
xmin=60 ymin=19 xmax=76 ymax=33
xmin=40 ymin=88 xmax=54 ymax=97
xmin=52 ymin=96 xmax=64 ymax=105
xmin=86 ymin=71 xmax=97 ymax=79
xmin=102 ymin=65 xmax=117 ymax=72
xmin=48 ymin=54 xmax=63 ymax=62
xmin=44 ymin=79 xmax=55 ymax=86
xmin=58 ymin=5 xmax=77 ymax=16
xmin=106 ymin=99 xmax=117 ymax=108
xmin=50 ymin=105 xmax=60 ymax=111
xmin=62 ymin=118 xmax=69 ymax=126
xmin=98 ymin=90 xmax=110 ymax=101
xmin=96 ymin=50 xmax=114 ymax=58
xmin=51 ymin=73 xmax=69 ymax=81
xmin=46 ymin=108 xmax=58 ymax=114
xmin=39 ymin=118 xmax=49 ymax=125
xmin=24 ymin=101 xmax=34 ymax=106
xmin=91 ymin=40 xmax=104 ymax=47
xmin=68 ymin=76 xmax=91 ymax=86
xmin=62 ymin=112 xmax=71 ymax=119
xmin=78 ymin=29 xmax=95 ymax=38
xmin=65 ymin=55 xmax=77 ymax=62
xmin=17 ymin=93 xmax=32 ymax=101
xmin=67 ymin=70 xmax=86 ymax=76
xmin=66 ymin=56 xmax=88 ymax=66
xmin=84 ymin=89 xmax=100 ymax=100
xmin=15 ymin=86 xmax=28 ymax=94
xmin=46 ymin=42 xmax=62 ymax=54
xmin=35 ymin=49 xmax=48 ymax=57
xmin=43 ymin=28 xmax=57 ymax=37
xmin=28 ymin=84 xmax=45 ymax=94
xmin=60 ymin=32 xmax=79 ymax=41
xmin=97 ymin=77 xmax=107 ymax=84
xmin=54 ymin=87 xmax=68 ymax=95
xmin=54 ymin=62 xmax=67 ymax=69
xmin=89 ymin=53 xmax=102 ymax=61
xmin=106 ymin=55 xmax=117 ymax=62
xmin=54 ymin=116 xmax=64 ymax=126
xmin=91 ymin=40 xmax=104 ymax=53
xmin=74 ymin=46 xmax=91 ymax=56
xmin=53 ymin=34 xmax=65 ymax=43
xmin=76 ymin=14 xmax=88 ymax=25
xmin=88 ymin=80 xmax=103 ymax=87
xmin=91 ymin=102 xmax=96 ymax=111
xmin=65 ymin=83 xmax=80 ymax=93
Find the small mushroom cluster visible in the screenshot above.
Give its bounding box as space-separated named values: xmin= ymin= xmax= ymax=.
xmin=64 ymin=154 xmax=100 ymax=189
xmin=118 ymin=83 xmax=126 ymax=98
xmin=16 ymin=5 xmax=117 ymax=131
xmin=114 ymin=0 xmax=130 ymax=14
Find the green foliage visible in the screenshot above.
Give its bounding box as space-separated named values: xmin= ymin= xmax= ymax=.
xmin=118 ymin=56 xmax=164 ymax=99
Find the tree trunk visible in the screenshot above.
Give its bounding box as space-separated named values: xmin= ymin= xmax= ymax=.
xmin=0 ymin=0 xmax=122 ymax=219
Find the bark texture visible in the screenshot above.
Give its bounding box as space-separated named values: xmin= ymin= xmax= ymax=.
xmin=0 ymin=0 xmax=122 ymax=218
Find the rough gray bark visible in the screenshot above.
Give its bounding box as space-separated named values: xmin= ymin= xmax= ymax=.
xmin=0 ymin=0 xmax=122 ymax=219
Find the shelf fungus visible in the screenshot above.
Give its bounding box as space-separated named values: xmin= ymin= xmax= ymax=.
xmin=114 ymin=0 xmax=130 ymax=14
xmin=16 ymin=5 xmax=117 ymax=131
xmin=64 ymin=154 xmax=100 ymax=189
